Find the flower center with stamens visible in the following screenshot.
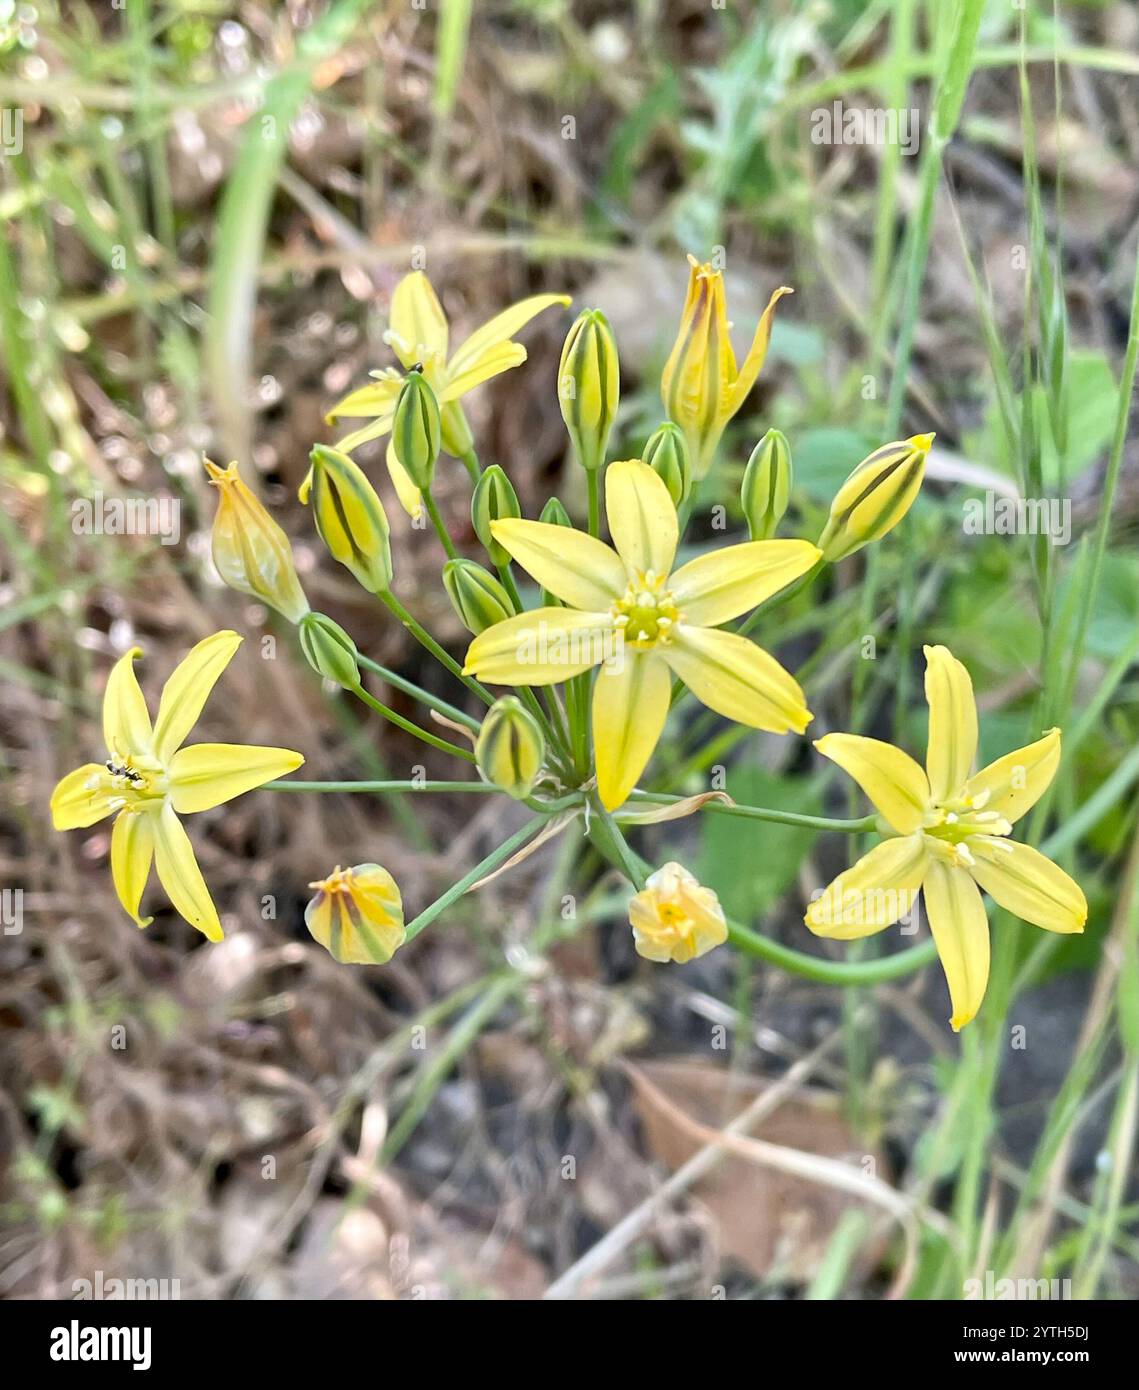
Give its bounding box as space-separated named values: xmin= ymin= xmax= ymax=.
xmin=610 ymin=569 xmax=682 ymax=650
xmin=91 ymin=752 xmax=167 ymax=811
xmin=922 ymin=789 xmax=1011 ymax=863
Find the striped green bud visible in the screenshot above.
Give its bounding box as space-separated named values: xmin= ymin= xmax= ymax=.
xmin=391 ymin=368 xmax=441 ymax=490
xmin=476 ymin=696 xmax=546 ymax=800
xmin=299 ymin=612 xmax=361 ymax=690
xmin=817 ymin=433 xmax=933 ymax=563
xmin=471 ymin=465 xmax=521 ymax=567
xmin=557 ymin=309 xmax=619 ymax=473
xmin=443 ymin=559 xmax=515 ymax=635
xmin=642 ymin=422 xmax=690 ymax=507
xmin=741 ymin=429 xmax=792 ymax=540
xmin=305 ymin=444 xmax=393 ymax=593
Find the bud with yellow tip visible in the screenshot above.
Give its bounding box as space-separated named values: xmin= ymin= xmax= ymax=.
xmin=642 ymin=422 xmax=690 ymax=507
xmin=740 ymin=429 xmax=792 ymax=541
xmin=304 ymin=864 xmax=405 ymax=965
xmin=303 ymin=444 xmax=393 ymax=594
xmin=443 ymin=559 xmax=515 ymax=635
xmin=298 ymin=612 xmax=361 ymax=690
xmin=628 ymin=862 xmax=728 ymax=964
xmin=391 ymin=368 xmax=441 ymax=491
xmin=816 ymin=433 xmax=933 ymax=563
xmin=558 ymin=308 xmax=620 ymax=473
xmin=475 ymin=695 xmax=546 ymax=800
xmin=661 ymin=254 xmax=792 ymax=481
xmin=471 ymin=465 xmax=521 ymax=568
xmin=204 ymin=459 xmax=310 ymax=623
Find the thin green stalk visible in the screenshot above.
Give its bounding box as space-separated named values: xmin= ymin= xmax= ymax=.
xmin=626 ymin=792 xmax=876 ymax=835
xmin=586 ymin=469 xmax=601 ymax=537
xmin=264 ymin=779 xmax=493 ymax=793
xmin=422 ymin=486 xmax=459 ymax=560
xmin=380 ymin=589 xmax=495 ymax=705
xmin=459 ymin=447 xmax=481 ymax=483
xmin=350 ymin=683 xmax=477 ymax=763
xmin=355 ymin=652 xmax=480 ymax=730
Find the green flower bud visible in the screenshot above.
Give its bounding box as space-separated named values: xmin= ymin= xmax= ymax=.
xmin=476 ymin=696 xmax=546 ymax=800
xmin=441 ymin=399 xmax=474 ymax=458
xmin=304 ymin=444 xmax=393 ymax=594
xmin=557 ymin=309 xmax=620 ymax=472
xmin=299 ymin=612 xmax=361 ymax=690
xmin=741 ymin=429 xmax=792 ymax=541
xmin=391 ymin=368 xmax=441 ymax=490
xmin=443 ymin=559 xmax=515 ymax=635
xmin=537 ymin=497 xmax=573 ymax=607
xmin=471 ymin=465 xmax=521 ymax=567
xmin=642 ymin=422 xmax=690 ymax=507
xmin=817 ymin=433 xmax=933 ymax=563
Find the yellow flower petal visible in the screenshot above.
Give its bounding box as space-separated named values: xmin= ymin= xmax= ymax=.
xmin=103 ymin=647 xmax=152 ymax=759
xmin=724 ymin=285 xmax=794 ymax=416
xmin=805 ymin=835 xmax=928 ymax=940
xmin=924 ymin=860 xmax=990 ymax=1031
xmin=110 ymin=810 xmax=154 ymax=928
xmin=152 ymin=631 xmax=242 ymax=762
xmin=924 ymin=644 xmax=978 ymax=802
xmin=664 ymin=625 xmax=811 ymax=734
xmin=386 ymin=271 xmax=449 ymax=369
xmin=446 ymin=293 xmax=570 ymax=379
xmin=813 ymin=732 xmax=931 ymax=835
xmin=335 ymin=415 xmax=396 ymax=453
xmin=440 ymin=341 xmax=528 ymax=400
xmin=629 ymin=861 xmax=727 ymax=964
xmin=593 ymin=651 xmax=672 ymax=811
xmin=605 ymin=458 xmax=678 ymax=578
xmin=50 ymin=763 xmax=114 ymax=830
xmin=490 ymin=518 xmax=627 ymax=610
xmin=152 ymin=803 xmax=223 ymax=941
xmin=385 ymin=438 xmax=424 ymax=519
xmin=967 ymin=836 xmax=1086 ymax=934
xmin=324 ymin=376 xmax=402 ymax=422
xmin=669 ymin=539 xmax=821 ymax=627
xmin=464 ymin=607 xmax=611 ymax=685
xmin=963 ymin=728 xmax=1061 ymax=825
xmin=305 ymin=863 xmax=406 ymax=965
xmin=168 ymin=743 xmax=305 ymax=815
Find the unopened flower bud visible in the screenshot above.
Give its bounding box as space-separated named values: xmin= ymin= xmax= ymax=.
xmin=471 ymin=465 xmax=521 ymax=567
xmin=475 ymin=695 xmax=545 ymax=800
xmin=741 ymin=429 xmax=792 ymax=541
xmin=558 ymin=308 xmax=620 ymax=473
xmin=303 ymin=444 xmax=393 ymax=594
xmin=443 ymin=559 xmax=514 ymax=635
xmin=299 ymin=612 xmax=361 ymax=690
xmin=817 ymin=433 xmax=933 ymax=563
xmin=538 ymin=497 xmax=573 ymax=605
xmin=642 ymin=422 xmax=690 ymax=507
xmin=391 ymin=368 xmax=441 ymax=490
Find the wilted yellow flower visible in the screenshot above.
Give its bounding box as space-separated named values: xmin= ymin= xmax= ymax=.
xmin=204 ymin=460 xmax=310 ymax=623
xmin=629 ymin=862 xmax=728 ymax=963
xmin=50 ymin=632 xmax=304 ymax=940
xmin=464 ymin=460 xmax=819 ymax=810
xmin=816 ymin=434 xmax=933 ymax=562
xmin=304 ymin=864 xmax=405 ymax=964
xmin=805 ymin=645 xmax=1086 ymax=1030
xmin=558 ymin=308 xmax=620 ymax=473
xmin=325 ymin=270 xmax=570 ymax=515
xmin=661 ymin=254 xmax=792 ymax=480
xmin=475 ymin=695 xmax=545 ymax=800
xmin=301 ymin=444 xmax=393 ymax=594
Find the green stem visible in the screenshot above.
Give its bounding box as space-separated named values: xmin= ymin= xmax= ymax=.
xmin=356 ymin=652 xmax=480 ymax=730
xmin=380 ymin=589 xmax=495 ymax=705
xmin=626 ymin=792 xmax=877 ymax=835
xmin=264 ymin=779 xmax=494 ymax=793
xmin=351 ymin=684 xmax=477 ymax=763
xmin=404 ymin=814 xmax=550 ymax=941
xmin=586 ymin=469 xmax=601 ymax=538
xmin=422 ymin=486 xmax=459 ymax=560
xmin=459 ymin=447 xmax=481 ymax=484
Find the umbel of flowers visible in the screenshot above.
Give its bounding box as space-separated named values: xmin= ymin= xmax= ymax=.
xmin=50 ymin=257 xmax=1085 ymax=1033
